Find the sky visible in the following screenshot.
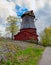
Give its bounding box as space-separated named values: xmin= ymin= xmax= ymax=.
xmin=0 ymin=0 xmax=51 ymax=36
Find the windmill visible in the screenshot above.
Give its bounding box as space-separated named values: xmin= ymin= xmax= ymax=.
xmin=14 ymin=10 xmax=38 ymax=44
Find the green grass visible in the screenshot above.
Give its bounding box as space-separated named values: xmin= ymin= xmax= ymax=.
xmin=16 ymin=47 xmax=44 ymax=65
xmin=0 ymin=47 xmax=44 ymax=65
xmin=0 ymin=39 xmax=44 ymax=65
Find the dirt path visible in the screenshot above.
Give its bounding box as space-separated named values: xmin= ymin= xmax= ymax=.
xmin=39 ymin=47 xmax=51 ymax=65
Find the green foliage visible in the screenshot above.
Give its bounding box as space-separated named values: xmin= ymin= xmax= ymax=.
xmin=3 ymin=47 xmax=43 ymax=65
xmin=6 ymin=60 xmax=11 ymax=65
xmin=40 ymin=26 xmax=51 ymax=46
xmin=6 ymin=16 xmax=19 ymax=40
xmin=14 ymin=47 xmax=44 ymax=65
xmin=0 ymin=39 xmax=44 ymax=65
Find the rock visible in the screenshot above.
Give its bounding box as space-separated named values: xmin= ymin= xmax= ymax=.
xmin=0 ymin=54 xmax=7 ymax=62
xmin=0 ymin=55 xmax=2 ymax=62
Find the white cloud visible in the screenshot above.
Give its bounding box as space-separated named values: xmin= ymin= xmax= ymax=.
xmin=12 ymin=0 xmax=51 ymax=12
xmin=0 ymin=0 xmax=16 ymax=21
xmin=35 ymin=4 xmax=51 ymax=34
xmin=0 ymin=0 xmax=17 ymax=35
xmin=0 ymin=25 xmax=5 ymax=36
xmin=14 ymin=0 xmax=37 ymax=11
xmin=7 ymin=0 xmax=51 ymax=12
xmin=48 ymin=0 xmax=51 ymax=6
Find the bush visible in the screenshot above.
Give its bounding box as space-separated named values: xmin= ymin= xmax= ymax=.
xmin=40 ymin=26 xmax=51 ymax=46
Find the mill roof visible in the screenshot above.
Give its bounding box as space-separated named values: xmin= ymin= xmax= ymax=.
xmin=21 ymin=10 xmax=35 ymax=18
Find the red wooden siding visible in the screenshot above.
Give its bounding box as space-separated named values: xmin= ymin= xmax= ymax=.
xmin=14 ymin=28 xmax=38 ymax=41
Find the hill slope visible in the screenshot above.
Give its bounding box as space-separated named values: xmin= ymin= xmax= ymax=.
xmin=0 ymin=39 xmax=44 ymax=65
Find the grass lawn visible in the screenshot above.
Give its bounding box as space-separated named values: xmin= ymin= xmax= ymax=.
xmin=0 ymin=39 xmax=44 ymax=65
xmin=16 ymin=47 xmax=44 ymax=65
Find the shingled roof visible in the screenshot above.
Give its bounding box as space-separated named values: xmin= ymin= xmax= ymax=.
xmin=21 ymin=10 xmax=35 ymax=18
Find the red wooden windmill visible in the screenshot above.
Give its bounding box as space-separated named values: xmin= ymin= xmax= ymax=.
xmin=14 ymin=10 xmax=38 ymax=43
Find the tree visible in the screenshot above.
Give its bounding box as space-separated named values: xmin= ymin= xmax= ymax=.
xmin=40 ymin=26 xmax=51 ymax=46
xmin=6 ymin=16 xmax=19 ymax=40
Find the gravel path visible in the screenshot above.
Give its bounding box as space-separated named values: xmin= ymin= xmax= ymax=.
xmin=39 ymin=47 xmax=51 ymax=65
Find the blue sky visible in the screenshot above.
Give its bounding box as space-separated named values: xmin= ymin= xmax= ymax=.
xmin=0 ymin=0 xmax=51 ymax=36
